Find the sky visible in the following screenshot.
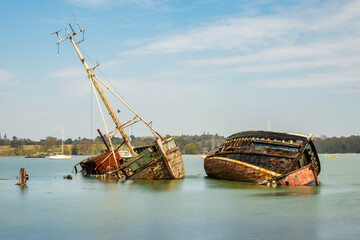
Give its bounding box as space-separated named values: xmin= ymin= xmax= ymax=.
xmin=1 ymin=0 xmax=360 ymax=141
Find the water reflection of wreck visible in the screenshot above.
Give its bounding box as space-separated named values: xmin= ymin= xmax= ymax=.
xmin=53 ymin=25 xmax=184 ymax=180
xmin=204 ymin=131 xmax=321 ymax=186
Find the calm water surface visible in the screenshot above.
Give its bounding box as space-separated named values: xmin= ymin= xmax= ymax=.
xmin=1 ymin=154 xmax=360 ymax=240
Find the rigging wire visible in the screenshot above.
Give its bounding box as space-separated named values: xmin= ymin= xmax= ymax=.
xmin=97 ymin=68 xmax=132 ymax=108
xmin=78 ymin=45 xmax=100 ymax=139
xmin=77 ymin=44 xmax=162 ymax=138
xmin=94 ymin=75 xmax=163 ymax=139
xmin=78 ymin=45 xmax=134 ymax=114
xmin=91 ymin=81 xmax=93 ymax=139
xmin=91 ymin=80 xmax=118 ymax=169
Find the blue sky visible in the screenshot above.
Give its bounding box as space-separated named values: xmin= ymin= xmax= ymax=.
xmin=1 ymin=0 xmax=360 ymax=140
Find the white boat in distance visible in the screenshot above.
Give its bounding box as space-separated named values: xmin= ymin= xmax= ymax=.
xmin=49 ymin=127 xmax=71 ymax=159
xmin=49 ymin=154 xmax=71 ymax=159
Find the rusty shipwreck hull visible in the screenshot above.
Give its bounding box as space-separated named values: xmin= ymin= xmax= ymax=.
xmin=75 ymin=150 xmax=122 ymax=176
xmin=204 ymin=131 xmax=321 ymax=186
xmin=75 ymin=137 xmax=184 ymax=180
xmin=276 ymin=164 xmax=319 ymax=186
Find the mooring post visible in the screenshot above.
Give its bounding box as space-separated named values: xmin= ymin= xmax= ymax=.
xmin=16 ymin=168 xmax=29 ymax=186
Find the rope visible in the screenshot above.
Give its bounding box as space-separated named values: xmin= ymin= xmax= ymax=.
xmin=90 ymin=81 xmax=93 ymax=139
xmin=94 ymin=75 xmax=163 ymax=139
xmin=91 ymin=80 xmax=119 ymax=169
xmin=79 ymin=45 xmax=138 ymax=122
xmin=78 ymin=45 xmax=163 ymax=139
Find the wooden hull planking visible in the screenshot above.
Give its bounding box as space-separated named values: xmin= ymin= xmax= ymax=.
xmin=204 ymin=156 xmax=280 ymax=183
xmin=204 ymin=131 xmax=321 ymax=186
xmin=126 ymin=139 xmax=184 ymax=179
xmin=76 ymin=137 xmax=184 ymax=180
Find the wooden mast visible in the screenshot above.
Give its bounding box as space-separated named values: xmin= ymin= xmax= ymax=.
xmin=55 ymin=28 xmax=137 ymax=156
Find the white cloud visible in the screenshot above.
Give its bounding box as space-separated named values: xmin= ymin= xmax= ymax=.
xmin=224 ymin=54 xmax=360 ymax=74
xmin=126 ymin=1 xmax=360 ymax=55
xmin=66 ymin=0 xmax=360 ymax=92
xmin=186 ymin=39 xmax=355 ymax=67
xmin=125 ymin=16 xmax=304 ymax=55
xmin=252 ymin=71 xmax=360 ymax=89
xmin=120 ymin=0 xmax=360 ymax=91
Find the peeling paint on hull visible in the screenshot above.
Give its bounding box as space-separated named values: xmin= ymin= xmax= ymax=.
xmin=204 ymin=131 xmax=321 ymax=186
xmin=276 ymin=165 xmax=319 ymax=186
xmin=75 ymin=137 xmax=185 ymax=180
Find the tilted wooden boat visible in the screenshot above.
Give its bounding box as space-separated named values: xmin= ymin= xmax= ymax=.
xmin=73 ymin=129 xmax=184 ymax=179
xmin=53 ymin=24 xmax=184 ymax=179
xmin=204 ymin=131 xmax=321 ymax=186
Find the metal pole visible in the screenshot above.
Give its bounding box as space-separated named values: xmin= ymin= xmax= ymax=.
xmin=65 ymin=32 xmax=136 ymax=156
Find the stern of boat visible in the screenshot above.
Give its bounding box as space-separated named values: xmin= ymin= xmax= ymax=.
xmin=161 ymin=137 xmax=185 ymax=179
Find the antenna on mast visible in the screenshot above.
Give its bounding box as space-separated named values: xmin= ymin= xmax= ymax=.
xmin=70 ymin=8 xmax=80 ymax=28
xmin=70 ymin=8 xmax=85 ymax=42
xmin=52 ymin=23 xmax=138 ymax=156
xmin=69 ymin=23 xmax=75 ymax=34
xmin=51 ymin=29 xmax=62 ymax=55
xmin=91 ymin=61 xmax=100 ymax=72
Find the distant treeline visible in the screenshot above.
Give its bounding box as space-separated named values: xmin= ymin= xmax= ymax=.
xmin=313 ymin=136 xmax=360 ymax=153
xmin=1 ymin=132 xmax=360 ymax=156
xmin=0 ymin=132 xmax=225 ymax=156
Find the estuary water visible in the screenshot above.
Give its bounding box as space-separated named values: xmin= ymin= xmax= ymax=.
xmin=0 ymin=154 xmax=360 ymax=240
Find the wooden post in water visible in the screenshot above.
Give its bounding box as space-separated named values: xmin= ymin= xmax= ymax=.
xmin=16 ymin=168 xmax=29 ymax=186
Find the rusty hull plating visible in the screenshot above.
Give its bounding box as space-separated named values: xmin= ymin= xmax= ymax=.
xmin=204 ymin=131 xmax=321 ymax=186
xmin=75 ymin=137 xmax=184 ymax=180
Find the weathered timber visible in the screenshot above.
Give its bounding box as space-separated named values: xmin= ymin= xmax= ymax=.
xmin=76 ymin=136 xmax=184 ymax=180
xmin=204 ymin=156 xmax=280 ymax=183
xmin=54 ymin=24 xmax=185 ymax=180
xmin=204 ymin=131 xmax=321 ymax=186
xmin=156 ymin=138 xmax=176 ymax=179
xmin=16 ymin=168 xmax=29 ymax=186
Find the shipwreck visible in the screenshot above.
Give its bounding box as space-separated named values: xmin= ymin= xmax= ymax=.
xmin=204 ymin=131 xmax=321 ymax=186
xmin=53 ymin=24 xmax=184 ymax=179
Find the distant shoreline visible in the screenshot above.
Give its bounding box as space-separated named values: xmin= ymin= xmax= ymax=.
xmin=1 ymin=135 xmax=360 ymax=156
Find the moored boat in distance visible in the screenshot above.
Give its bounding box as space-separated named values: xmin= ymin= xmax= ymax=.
xmin=49 ymin=154 xmax=72 ymax=160
xmin=49 ymin=127 xmax=71 ymax=159
xmin=54 ymin=24 xmax=184 ymax=179
xmin=25 ymin=153 xmax=46 ymax=158
xmin=204 ymin=131 xmax=321 ymax=186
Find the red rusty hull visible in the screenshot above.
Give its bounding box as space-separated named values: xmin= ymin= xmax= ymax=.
xmin=79 ymin=151 xmax=122 ymax=175
xmin=276 ymin=165 xmax=319 ymax=186
xmin=76 ymin=137 xmax=184 ymax=180
xmin=204 ymin=156 xmax=280 ymax=183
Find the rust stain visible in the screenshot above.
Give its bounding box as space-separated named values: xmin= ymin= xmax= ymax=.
xmin=75 ymin=136 xmax=184 ymax=180
xmin=204 ymin=131 xmax=321 ymax=186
